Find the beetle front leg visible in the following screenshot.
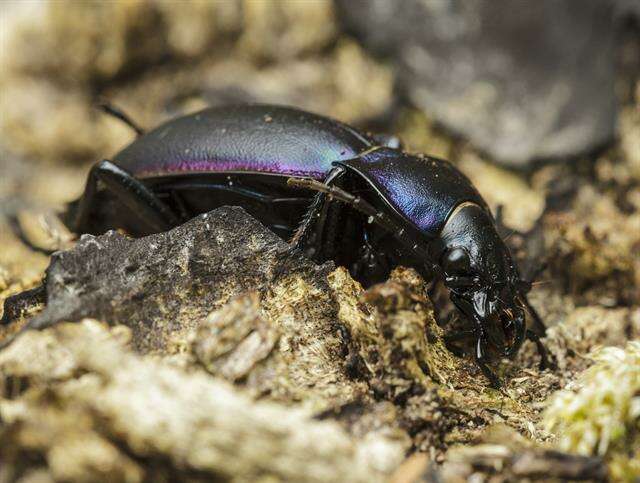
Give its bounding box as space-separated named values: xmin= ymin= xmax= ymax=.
xmin=449 ymin=293 xmax=502 ymax=387
xmin=474 ymin=334 xmax=501 ymax=388
xmin=71 ymin=160 xmax=179 ymax=234
xmin=522 ymin=295 xmax=547 ymax=338
xmin=526 ymin=329 xmax=550 ymax=371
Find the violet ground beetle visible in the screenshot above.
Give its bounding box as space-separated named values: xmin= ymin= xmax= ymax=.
xmin=2 ymin=104 xmax=548 ymax=387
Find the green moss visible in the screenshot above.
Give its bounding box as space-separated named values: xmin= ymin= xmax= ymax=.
xmin=544 ymin=341 xmax=640 ymax=481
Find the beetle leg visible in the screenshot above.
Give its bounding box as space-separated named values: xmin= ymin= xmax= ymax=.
xmin=444 ymin=329 xmax=475 ymax=342
xmin=475 ymin=335 xmax=501 ymax=388
xmin=1 ymin=284 xmax=46 ymax=325
xmin=289 ymin=172 xmax=434 ymax=268
xmin=494 ymin=204 xmax=505 ymax=226
xmin=169 ymin=190 xmax=192 ymax=222
xmin=525 ymin=329 xmax=550 ymax=371
xmin=289 ymin=177 xmax=402 ymax=236
xmin=289 ymin=167 xmax=346 ymax=256
xmin=72 ymin=160 xmax=180 ymax=234
xmin=522 ymin=295 xmax=547 ymax=337
xmin=449 ymin=293 xmax=501 ymax=387
xmin=504 ymin=308 xmax=526 ymax=359
xmin=350 ymin=225 xmax=392 ymax=283
xmin=493 ymin=204 xmax=513 ymax=240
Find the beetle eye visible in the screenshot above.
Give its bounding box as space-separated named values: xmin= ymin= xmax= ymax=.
xmin=443 ymin=247 xmax=471 ymax=275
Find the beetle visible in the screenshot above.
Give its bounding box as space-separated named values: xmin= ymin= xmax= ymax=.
xmin=3 ymin=104 xmax=547 ymax=386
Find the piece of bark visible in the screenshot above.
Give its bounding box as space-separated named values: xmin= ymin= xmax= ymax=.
xmin=15 ymin=206 xmax=332 ymax=353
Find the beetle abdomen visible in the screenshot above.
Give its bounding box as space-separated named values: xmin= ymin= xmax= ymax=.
xmin=114 ymin=104 xmax=374 ymax=180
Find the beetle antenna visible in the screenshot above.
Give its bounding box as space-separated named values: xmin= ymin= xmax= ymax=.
xmin=97 ymin=100 xmax=145 ymax=136
xmin=288 ymin=178 xmax=398 ymax=232
xmin=530 ymin=280 xmax=553 ymax=286
xmin=520 ymin=260 xmax=549 ymax=290
xmin=287 ymin=177 xmax=431 ymax=260
xmin=502 ymin=229 xmax=516 ymax=242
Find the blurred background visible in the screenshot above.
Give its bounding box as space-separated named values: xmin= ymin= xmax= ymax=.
xmin=1 ymin=1 xmax=638 ymax=209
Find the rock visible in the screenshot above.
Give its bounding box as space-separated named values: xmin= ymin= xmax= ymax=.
xmin=22 ymin=206 xmax=332 ymax=353
xmin=189 ymin=271 xmax=365 ymax=411
xmin=1 ymin=0 xmax=639 ymax=480
xmin=619 ymin=89 xmax=640 ymax=180
xmin=336 ymin=0 xmax=618 ymax=166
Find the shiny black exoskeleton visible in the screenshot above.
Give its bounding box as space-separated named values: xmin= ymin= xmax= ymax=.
xmin=4 ymin=104 xmax=547 ymax=386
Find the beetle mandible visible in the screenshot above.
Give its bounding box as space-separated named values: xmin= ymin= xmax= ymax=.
xmin=7 ymin=104 xmax=548 ymax=386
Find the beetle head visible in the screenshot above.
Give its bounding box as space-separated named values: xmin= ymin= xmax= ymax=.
xmin=438 ymin=202 xmax=529 ymax=358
